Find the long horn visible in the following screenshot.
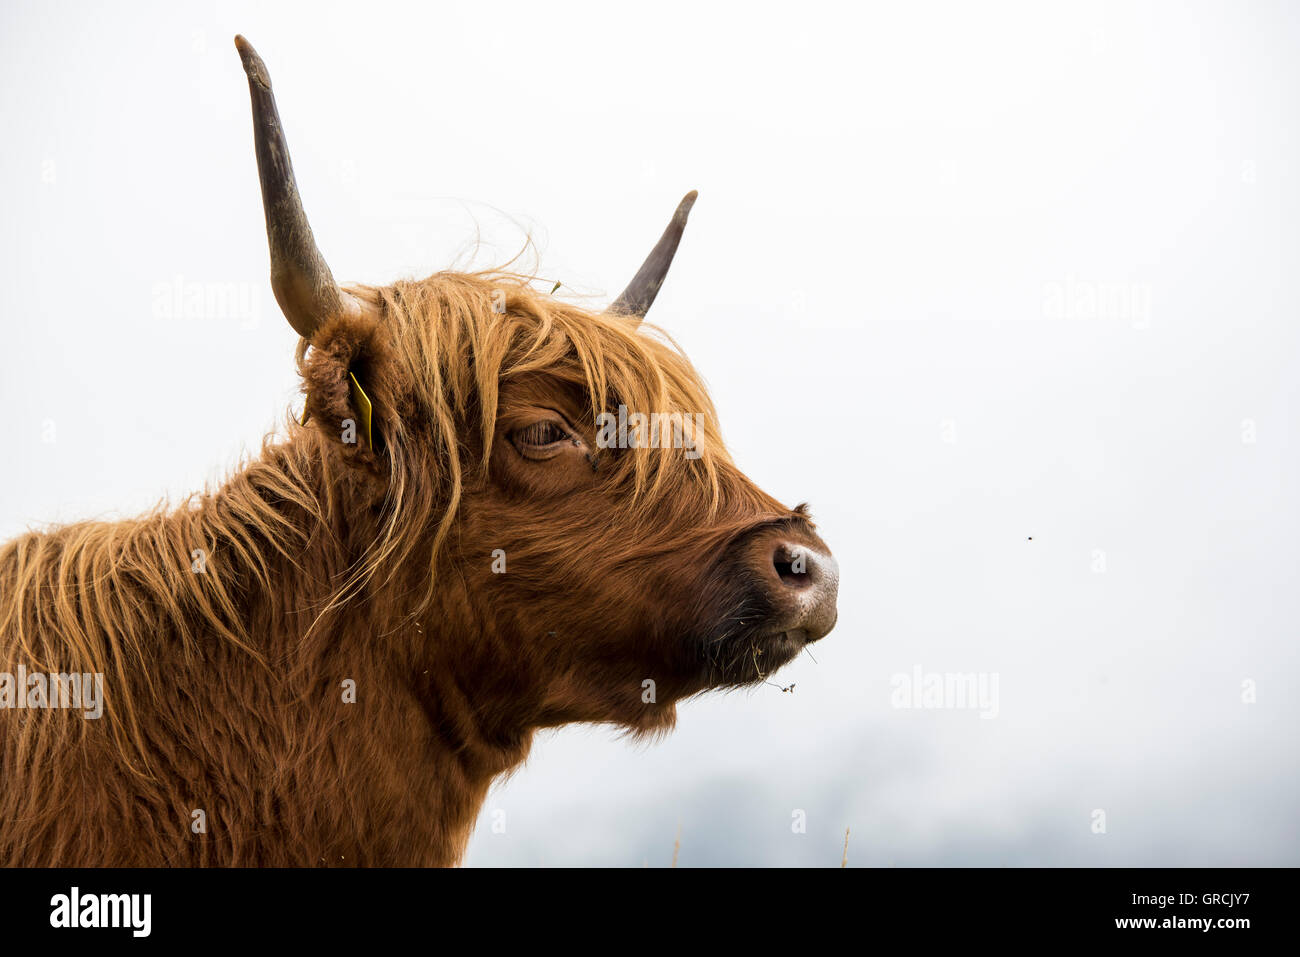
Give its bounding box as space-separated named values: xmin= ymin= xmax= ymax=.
xmin=235 ymin=35 xmax=360 ymax=338
xmin=608 ymin=191 xmax=698 ymax=319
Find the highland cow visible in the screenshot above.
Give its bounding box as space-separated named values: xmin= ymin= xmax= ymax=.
xmin=0 ymin=36 xmax=838 ymax=866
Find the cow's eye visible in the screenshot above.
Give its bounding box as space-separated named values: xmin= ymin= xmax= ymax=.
xmin=510 ymin=420 xmax=573 ymax=459
xmin=515 ymin=421 xmax=567 ymax=446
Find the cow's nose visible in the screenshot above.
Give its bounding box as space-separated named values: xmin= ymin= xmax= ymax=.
xmin=761 ymin=537 xmax=840 ymax=642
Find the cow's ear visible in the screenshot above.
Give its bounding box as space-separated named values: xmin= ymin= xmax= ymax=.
xmin=299 ymin=314 xmax=388 ymax=469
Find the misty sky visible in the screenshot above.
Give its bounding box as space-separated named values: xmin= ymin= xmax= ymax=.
xmin=2 ymin=0 xmax=1296 ymax=865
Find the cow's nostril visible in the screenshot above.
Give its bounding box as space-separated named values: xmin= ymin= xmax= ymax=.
xmin=773 ymin=544 xmax=813 ymax=588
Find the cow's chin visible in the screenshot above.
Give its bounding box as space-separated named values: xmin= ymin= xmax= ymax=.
xmin=696 ymin=625 xmax=809 ymax=689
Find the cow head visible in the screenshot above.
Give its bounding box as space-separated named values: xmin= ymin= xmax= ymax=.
xmin=236 ymin=37 xmax=838 ymax=738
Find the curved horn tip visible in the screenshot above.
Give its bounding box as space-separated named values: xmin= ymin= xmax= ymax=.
xmin=607 ymin=190 xmax=701 ymax=318
xmin=675 ymin=190 xmax=699 ymax=222
xmin=233 ymin=35 xmax=271 ymax=89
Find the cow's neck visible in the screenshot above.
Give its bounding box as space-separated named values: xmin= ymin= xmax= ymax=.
xmin=194 ymin=437 xmax=529 ymax=866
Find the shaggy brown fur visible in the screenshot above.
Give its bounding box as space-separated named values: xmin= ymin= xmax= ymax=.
xmin=0 ymin=270 xmax=832 ymax=866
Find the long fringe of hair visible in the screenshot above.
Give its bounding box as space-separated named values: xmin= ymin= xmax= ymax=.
xmin=0 ymin=271 xmax=730 ymax=775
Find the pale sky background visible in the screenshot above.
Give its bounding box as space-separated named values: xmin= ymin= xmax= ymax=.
xmin=1 ymin=0 xmax=1296 ymax=865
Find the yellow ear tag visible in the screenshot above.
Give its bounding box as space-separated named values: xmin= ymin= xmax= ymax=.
xmin=348 ymin=371 xmax=374 ymax=449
